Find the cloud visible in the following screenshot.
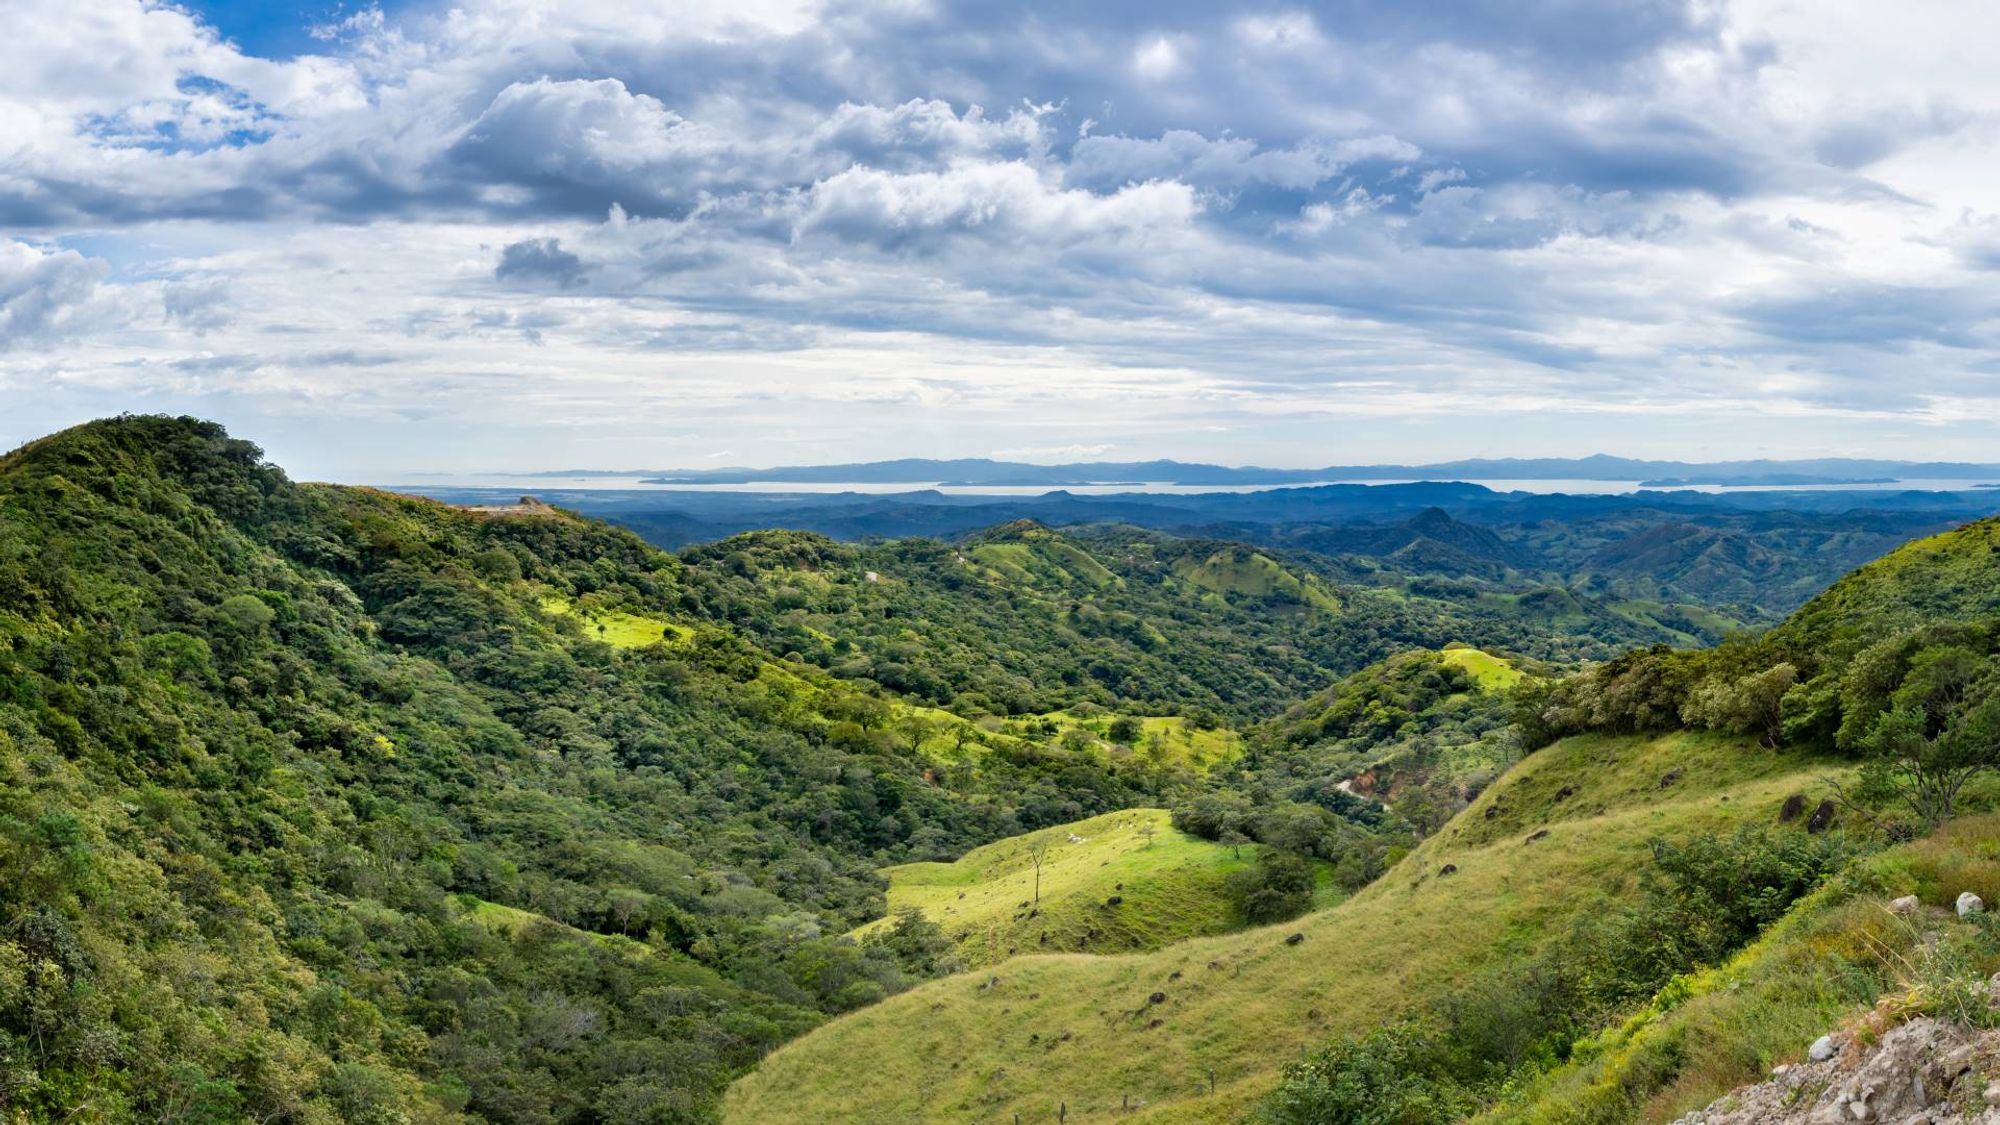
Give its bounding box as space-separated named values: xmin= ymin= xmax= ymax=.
xmin=796 ymin=163 xmax=1201 ymax=250
xmin=1065 ymin=132 xmax=1418 ymax=193
xmin=0 ymin=241 xmax=114 ymax=350
xmin=495 ymin=238 xmax=590 ymax=287
xmin=5 ymin=0 xmax=2000 ymax=472
xmin=448 ymin=78 xmax=721 ymax=216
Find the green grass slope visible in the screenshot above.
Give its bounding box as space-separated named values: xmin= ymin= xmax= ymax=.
xmin=853 ymin=810 xmax=1294 ymax=967
xmin=725 ymin=732 xmax=1838 ymax=1123
xmin=1171 ymin=546 xmax=1342 ymax=613
xmin=1438 ymin=643 xmax=1524 ymax=690
xmin=1482 ymin=811 xmax=2000 ymax=1124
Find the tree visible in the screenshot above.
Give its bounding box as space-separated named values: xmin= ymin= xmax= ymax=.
xmin=1681 ymin=663 xmax=1797 ymax=747
xmin=895 ymin=714 xmax=940 ymax=756
xmin=1854 ymin=695 xmax=2000 ymax=829
xmin=1137 ymin=821 xmax=1158 ymax=849
xmin=1025 ymin=838 xmax=1053 ymax=905
xmin=1227 ymin=850 xmax=1314 ymax=923
xmin=949 ymin=723 xmax=978 ymax=757
xmin=863 ymin=908 xmax=960 ymax=978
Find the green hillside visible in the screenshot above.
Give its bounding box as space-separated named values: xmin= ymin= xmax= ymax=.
xmin=678 ymin=524 xmax=1717 ymax=726
xmin=724 ymin=732 xmax=1844 ymax=1122
xmin=1169 ymin=545 xmax=1343 ymax=613
xmin=852 ymin=809 xmax=1305 ymax=967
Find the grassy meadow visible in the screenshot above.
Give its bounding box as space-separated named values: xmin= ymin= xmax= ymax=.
xmin=538 ymin=593 xmax=689 ymax=646
xmin=1438 ymin=643 xmax=1524 ymax=690
xmin=852 ymin=809 xmax=1323 ymax=967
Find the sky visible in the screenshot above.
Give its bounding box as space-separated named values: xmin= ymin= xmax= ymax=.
xmin=3 ymin=1 xmax=2000 ymax=479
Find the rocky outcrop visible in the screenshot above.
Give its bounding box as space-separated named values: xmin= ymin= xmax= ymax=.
xmin=1675 ymin=1017 xmax=2000 ymax=1124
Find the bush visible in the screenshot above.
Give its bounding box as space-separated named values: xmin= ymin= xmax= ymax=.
xmin=1228 ymin=850 xmax=1315 ymax=924
xmin=1257 ymin=1021 xmax=1476 ymax=1125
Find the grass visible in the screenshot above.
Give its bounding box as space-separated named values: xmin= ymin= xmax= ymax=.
xmin=967 ymin=536 xmax=1121 ymax=590
xmin=539 ymin=594 xmax=688 ymax=647
xmin=1483 ymin=812 xmax=2000 ymax=1124
xmin=853 ymin=810 xmax=1312 ymax=968
xmin=998 ymin=712 xmax=1244 ymax=770
xmin=725 ymin=731 xmax=1839 ymax=1123
xmin=1170 ymin=548 xmax=1342 ymax=614
xmin=1607 ymin=599 xmax=1747 ymax=645
xmin=1439 ymin=643 xmax=1524 ymax=691
xmin=451 ymin=894 xmax=653 ymax=960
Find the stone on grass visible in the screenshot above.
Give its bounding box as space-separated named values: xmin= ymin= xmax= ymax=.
xmin=1889 ymin=895 xmax=1921 ymax=915
xmin=1958 ymin=891 xmax=1984 ymax=918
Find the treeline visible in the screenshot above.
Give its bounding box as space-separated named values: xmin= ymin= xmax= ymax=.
xmin=672 ymin=522 xmax=1701 ymax=725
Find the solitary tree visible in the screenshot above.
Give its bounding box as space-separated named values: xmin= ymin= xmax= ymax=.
xmin=1026 ymin=839 xmax=1052 ymax=905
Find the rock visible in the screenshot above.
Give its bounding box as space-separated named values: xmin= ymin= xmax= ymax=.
xmin=1807 ymin=799 xmax=1837 ymax=833
xmin=1483 ymin=805 xmax=1500 ymax=819
xmin=1147 ymin=992 xmax=1166 ymax=1005
xmin=1660 ymin=767 xmax=1684 ymax=788
xmin=1284 ymin=933 xmax=1304 ymax=946
xmin=1780 ymin=793 xmax=1809 ymax=822
xmin=1526 ymin=828 xmax=1550 ymax=844
xmin=1890 ymin=895 xmax=1922 ymax=915
xmin=1985 ymin=1081 xmax=2000 ymax=1108
xmin=1961 ymin=891 xmax=1985 ymax=918
xmin=1676 ymin=1018 xmax=1990 ymax=1125
xmin=1554 ymin=784 xmax=1577 ymax=801
xmin=1105 ymin=895 xmax=1123 ymax=907
xmin=1438 ymin=863 xmax=1458 ymax=877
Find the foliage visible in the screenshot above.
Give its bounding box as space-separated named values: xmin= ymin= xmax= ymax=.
xmin=1226 ymin=849 xmax=1317 ymax=923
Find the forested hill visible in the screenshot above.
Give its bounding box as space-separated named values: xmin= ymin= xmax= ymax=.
xmin=0 ymin=416 xmax=1233 ymax=1121
xmin=0 ymin=415 xmax=1666 ymax=1123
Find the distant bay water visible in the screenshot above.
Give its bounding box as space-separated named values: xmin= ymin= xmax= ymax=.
xmin=379 ymin=475 xmax=2000 ymax=497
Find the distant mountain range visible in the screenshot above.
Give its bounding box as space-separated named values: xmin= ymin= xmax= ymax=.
xmin=512 ymin=455 xmax=2000 ymax=487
